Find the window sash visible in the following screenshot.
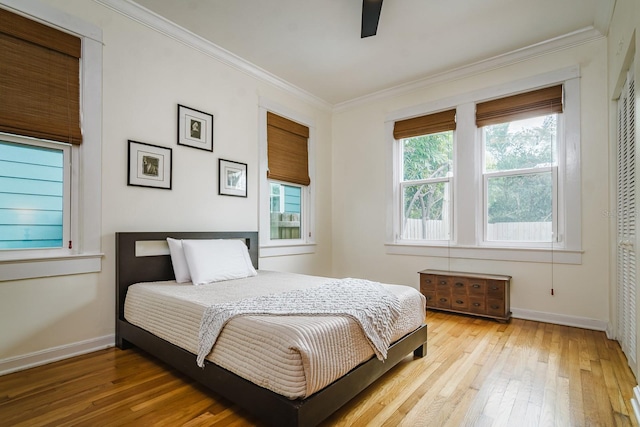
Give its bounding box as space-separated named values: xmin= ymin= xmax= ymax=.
xmin=483 ymin=167 xmax=558 ymax=244
xmin=400 ymin=177 xmax=452 ymax=241
xmin=268 ymin=180 xmax=305 ymax=242
xmin=0 ymin=133 xmax=71 ymax=252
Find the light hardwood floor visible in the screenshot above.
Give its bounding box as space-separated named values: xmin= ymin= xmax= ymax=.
xmin=1 ymin=311 xmax=638 ymax=426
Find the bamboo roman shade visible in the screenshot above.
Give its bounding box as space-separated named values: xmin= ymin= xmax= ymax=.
xmin=393 ymin=109 xmax=456 ymax=140
xmin=0 ymin=7 xmax=82 ymax=144
xmin=476 ymin=85 xmax=563 ymax=127
xmin=267 ymin=112 xmax=310 ymax=186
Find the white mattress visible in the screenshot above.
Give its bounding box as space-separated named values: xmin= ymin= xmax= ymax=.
xmin=124 ymin=270 xmax=426 ymax=399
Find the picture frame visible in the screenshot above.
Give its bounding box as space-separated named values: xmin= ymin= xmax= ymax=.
xmin=127 ymin=140 xmax=172 ymax=190
xmin=218 ymin=159 xmax=247 ymax=197
xmin=177 ymin=104 xmax=213 ymax=151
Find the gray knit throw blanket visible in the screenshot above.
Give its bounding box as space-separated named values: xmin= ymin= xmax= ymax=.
xmin=197 ymin=278 xmax=401 ymax=368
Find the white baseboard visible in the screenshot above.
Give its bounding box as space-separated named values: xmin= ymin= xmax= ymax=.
xmin=0 ymin=334 xmax=115 ymax=376
xmin=511 ymin=308 xmax=608 ymax=332
xmin=632 ymin=386 xmax=640 ymax=425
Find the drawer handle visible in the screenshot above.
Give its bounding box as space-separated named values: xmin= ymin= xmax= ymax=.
xmin=473 ymin=303 xmax=481 ymax=307
xmin=490 ymin=286 xmax=499 ymax=291
xmin=440 ymin=298 xmax=448 ymax=302
xmin=426 ymin=279 xmax=432 ymax=283
xmin=455 ymin=282 xmax=464 ymax=288
xmin=439 ymin=281 xmax=447 ymax=285
xmin=472 ymin=284 xmax=481 ymax=288
xmin=426 ymin=296 xmax=432 ymax=301
xmin=455 ymin=300 xmax=464 ymax=304
xmin=491 ymin=305 xmax=500 ymax=309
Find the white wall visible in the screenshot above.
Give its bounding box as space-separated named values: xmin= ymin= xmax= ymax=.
xmin=332 ymin=39 xmax=610 ymax=327
xmin=0 ymin=0 xmax=333 ymax=368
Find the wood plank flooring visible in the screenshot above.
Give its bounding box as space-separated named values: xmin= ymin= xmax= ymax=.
xmin=1 ymin=311 xmax=637 ymax=426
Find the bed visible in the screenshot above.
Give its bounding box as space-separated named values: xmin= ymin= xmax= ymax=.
xmin=115 ymin=231 xmax=428 ymax=427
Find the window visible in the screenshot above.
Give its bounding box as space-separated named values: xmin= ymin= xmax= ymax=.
xmin=259 ymin=104 xmax=315 ymax=256
xmin=270 ymin=182 xmax=302 ymax=239
xmin=0 ymin=3 xmax=102 ymax=280
xmin=482 ymin=117 xmax=559 ymax=244
xmin=394 ymin=109 xmax=456 ymax=241
xmin=400 ymin=131 xmax=453 ymax=240
xmin=0 ymin=137 xmax=70 ymax=250
xmin=478 ymin=84 xmax=562 ymax=245
xmin=386 ymin=70 xmax=581 ymax=263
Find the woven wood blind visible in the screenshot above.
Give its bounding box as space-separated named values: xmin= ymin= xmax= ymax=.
xmin=267 ymin=112 xmax=310 ymax=186
xmin=0 ymin=7 xmax=82 ymax=144
xmin=393 ymin=109 xmax=456 ymax=140
xmin=476 ymin=85 xmax=563 ymax=127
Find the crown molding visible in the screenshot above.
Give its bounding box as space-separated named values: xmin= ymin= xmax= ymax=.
xmin=94 ymin=0 xmax=605 ymax=113
xmin=334 ymin=27 xmax=605 ymax=112
xmin=94 ymin=0 xmax=332 ymax=111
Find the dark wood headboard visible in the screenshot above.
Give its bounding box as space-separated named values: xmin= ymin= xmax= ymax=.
xmin=115 ymin=231 xmax=259 ymax=324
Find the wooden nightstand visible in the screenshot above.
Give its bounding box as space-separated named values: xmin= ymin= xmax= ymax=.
xmin=419 ymin=269 xmax=512 ymax=322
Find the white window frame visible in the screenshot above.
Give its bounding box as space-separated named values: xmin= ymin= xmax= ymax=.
xmin=259 ymin=99 xmax=316 ymax=257
xmin=0 ymin=0 xmax=103 ymax=280
xmin=385 ymin=67 xmax=582 ymax=264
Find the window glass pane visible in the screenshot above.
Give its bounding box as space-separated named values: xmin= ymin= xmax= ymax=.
xmin=484 ymin=114 xmax=557 ymax=172
xmin=402 ymin=182 xmax=451 ymax=240
xmin=270 ymin=183 xmax=301 ymax=240
xmin=0 ymin=140 xmax=64 ymax=249
xmin=487 ymin=172 xmax=552 ymax=242
xmin=402 ymin=131 xmax=453 ymax=180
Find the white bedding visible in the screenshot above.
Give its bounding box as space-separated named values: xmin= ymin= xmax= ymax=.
xmin=124 ymin=270 xmax=426 ymax=399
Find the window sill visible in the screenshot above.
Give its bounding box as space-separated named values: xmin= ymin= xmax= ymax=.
xmin=385 ymin=242 xmax=582 ymax=264
xmin=0 ymin=253 xmax=103 ymax=281
xmin=260 ymin=243 xmax=316 ymax=258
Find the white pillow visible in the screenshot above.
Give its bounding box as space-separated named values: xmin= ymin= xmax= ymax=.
xmin=182 ymin=239 xmax=257 ymax=285
xmin=166 ymin=238 xmax=191 ymax=283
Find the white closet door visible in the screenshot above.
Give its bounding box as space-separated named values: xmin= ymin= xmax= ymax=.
xmin=616 ymin=63 xmax=637 ymax=376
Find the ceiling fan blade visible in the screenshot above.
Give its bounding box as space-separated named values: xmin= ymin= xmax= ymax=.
xmin=361 ymin=0 xmax=383 ymax=38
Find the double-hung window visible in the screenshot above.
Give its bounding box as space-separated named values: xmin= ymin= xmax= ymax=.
xmin=0 ymin=4 xmax=102 ymax=280
xmin=387 ymin=70 xmax=581 ymax=263
xmin=259 ymin=107 xmax=315 ymax=255
xmin=394 ymin=109 xmax=456 ymax=241
xmin=478 ymin=85 xmax=563 ymax=245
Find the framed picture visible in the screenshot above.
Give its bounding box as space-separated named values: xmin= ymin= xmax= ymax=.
xmin=177 ymin=104 xmax=213 ymax=151
xmin=218 ymin=159 xmax=247 ymax=197
xmin=127 ymin=140 xmax=172 ymax=190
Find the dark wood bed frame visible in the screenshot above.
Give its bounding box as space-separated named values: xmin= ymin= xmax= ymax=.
xmin=115 ymin=231 xmax=428 ymax=427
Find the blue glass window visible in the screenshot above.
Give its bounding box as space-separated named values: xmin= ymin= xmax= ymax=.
xmin=0 ymin=140 xmax=64 ymax=249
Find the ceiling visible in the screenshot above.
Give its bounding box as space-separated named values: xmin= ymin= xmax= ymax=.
xmin=132 ymin=0 xmax=613 ymax=106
